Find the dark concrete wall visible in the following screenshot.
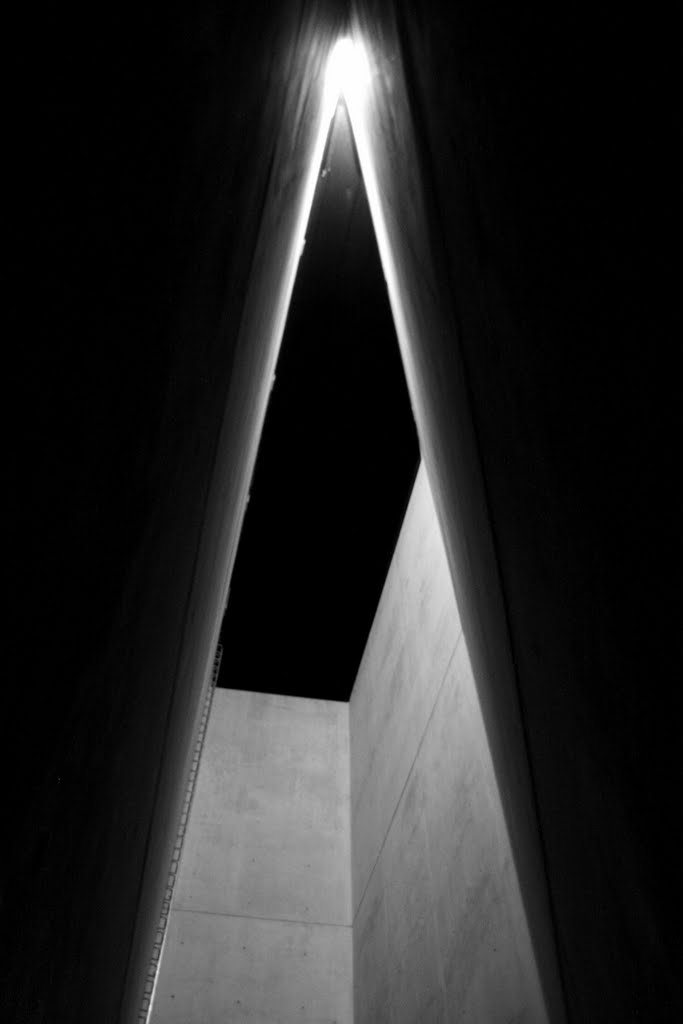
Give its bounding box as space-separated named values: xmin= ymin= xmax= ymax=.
xmin=352 ymin=2 xmax=680 ymax=1020
xmin=348 ymin=5 xmax=565 ymax=1018
xmin=7 ymin=4 xmax=344 ymax=1022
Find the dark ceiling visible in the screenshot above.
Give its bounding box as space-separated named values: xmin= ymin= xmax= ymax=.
xmin=218 ymin=102 xmax=418 ymax=700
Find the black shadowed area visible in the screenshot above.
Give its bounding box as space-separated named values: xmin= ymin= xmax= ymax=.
xmin=218 ymin=101 xmax=419 ymax=700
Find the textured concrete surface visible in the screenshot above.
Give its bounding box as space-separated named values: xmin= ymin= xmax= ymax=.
xmin=151 ymin=689 xmax=352 ymax=1023
xmin=350 ymin=463 xmax=462 ymax=911
xmin=350 ymin=6 xmax=680 ymax=1019
xmin=345 ymin=12 xmax=566 ymax=1018
xmin=5 ymin=8 xmax=349 ymax=1022
xmin=351 ymin=464 xmax=548 ymax=1023
xmin=174 ymin=689 xmax=351 ymax=926
xmin=12 ymin=3 xmax=679 ymax=1021
xmin=151 ymin=912 xmax=352 ymax=1024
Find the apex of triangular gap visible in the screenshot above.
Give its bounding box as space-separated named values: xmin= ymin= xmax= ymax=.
xmin=217 ymin=66 xmax=419 ymax=704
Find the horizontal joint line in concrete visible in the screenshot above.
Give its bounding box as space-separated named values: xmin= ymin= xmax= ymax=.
xmin=353 ymin=630 xmax=464 ymax=925
xmin=172 ymin=906 xmax=352 ymax=930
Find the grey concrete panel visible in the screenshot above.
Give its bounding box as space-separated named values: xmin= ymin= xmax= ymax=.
xmin=381 ymin=771 xmax=447 ymax=1024
xmin=175 ymin=689 xmax=351 ymax=927
xmin=351 ymin=465 xmax=547 ymax=1022
xmin=153 ymin=689 xmax=352 ymax=1020
xmin=350 ymin=464 xmax=461 ymax=914
xmin=353 ymin=858 xmax=392 ymax=1024
xmin=151 ymin=910 xmax=352 ymax=1024
xmin=420 ymin=640 xmax=546 ymax=1022
xmin=395 ymin=463 xmax=463 ymax=690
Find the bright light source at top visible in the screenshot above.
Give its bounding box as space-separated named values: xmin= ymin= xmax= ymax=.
xmin=325 ymin=37 xmax=371 ymax=113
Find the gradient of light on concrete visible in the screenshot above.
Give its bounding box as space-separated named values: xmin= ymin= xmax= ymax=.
xmin=150 ymin=690 xmax=352 ymax=1023
xmin=322 ymin=22 xmax=566 ymax=1018
xmin=151 ymin=463 xmax=547 ymax=1022
xmin=141 ymin=28 xmax=566 ymax=1019
xmin=350 ymin=463 xmax=547 ymax=1023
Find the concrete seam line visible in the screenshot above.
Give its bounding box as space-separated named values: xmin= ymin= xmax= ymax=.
xmin=171 ymin=907 xmax=352 ymax=930
xmin=352 ymin=630 xmax=463 ymax=925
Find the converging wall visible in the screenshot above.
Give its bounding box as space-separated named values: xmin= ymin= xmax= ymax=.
xmin=151 ymin=690 xmax=352 ymax=1023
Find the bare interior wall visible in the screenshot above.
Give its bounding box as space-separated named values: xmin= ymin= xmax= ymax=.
xmin=150 ymin=689 xmax=352 ymax=1023
xmin=347 ymin=8 xmax=564 ymax=1017
xmin=351 ymin=463 xmax=548 ymax=1022
xmin=9 ymin=4 xmax=677 ymax=1022
xmin=148 ymin=464 xmax=550 ymax=1024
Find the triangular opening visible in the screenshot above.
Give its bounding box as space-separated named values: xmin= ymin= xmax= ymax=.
xmin=217 ymin=98 xmax=419 ymax=701
xmin=146 ymin=42 xmax=555 ymax=1024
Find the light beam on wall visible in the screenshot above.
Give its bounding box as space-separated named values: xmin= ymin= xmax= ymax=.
xmin=280 ymin=33 xmax=418 ymax=428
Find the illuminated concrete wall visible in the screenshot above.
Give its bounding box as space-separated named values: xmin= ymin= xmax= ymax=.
xmin=150 ymin=689 xmax=352 ymax=1024
xmin=150 ymin=464 xmax=550 ymax=1023
xmin=350 ymin=462 xmax=547 ymax=1022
